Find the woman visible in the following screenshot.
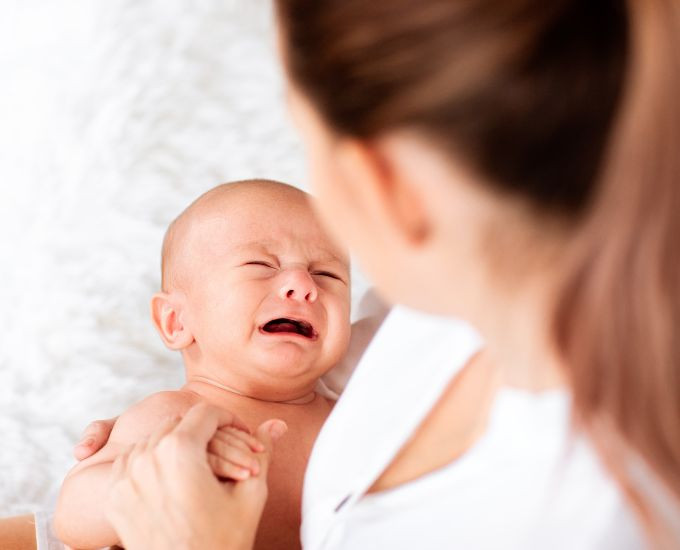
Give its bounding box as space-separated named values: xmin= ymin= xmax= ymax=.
xmin=8 ymin=0 xmax=679 ymax=548
xmin=106 ymin=0 xmax=680 ymax=547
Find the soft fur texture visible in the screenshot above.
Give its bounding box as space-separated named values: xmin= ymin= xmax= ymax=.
xmin=0 ymin=0 xmax=368 ymax=515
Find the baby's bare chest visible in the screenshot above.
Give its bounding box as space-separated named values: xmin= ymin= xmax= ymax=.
xmin=178 ymin=386 xmax=333 ymax=547
xmin=236 ymin=400 xmax=334 ymax=550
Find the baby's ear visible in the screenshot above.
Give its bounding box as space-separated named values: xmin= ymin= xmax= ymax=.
xmin=150 ymin=291 xmax=194 ymax=350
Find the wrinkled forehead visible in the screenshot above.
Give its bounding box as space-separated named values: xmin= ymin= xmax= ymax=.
xmin=182 ymin=189 xmax=349 ymax=267
xmin=231 ymin=235 xmax=348 ymax=267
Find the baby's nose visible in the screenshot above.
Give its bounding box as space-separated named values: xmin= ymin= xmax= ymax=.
xmin=278 ymin=269 xmax=318 ymax=303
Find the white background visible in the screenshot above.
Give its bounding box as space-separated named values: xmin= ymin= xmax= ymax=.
xmin=0 ymin=0 xmax=370 ymax=515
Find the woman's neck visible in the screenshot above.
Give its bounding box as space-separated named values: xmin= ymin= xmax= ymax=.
xmin=477 ymin=274 xmax=567 ymax=392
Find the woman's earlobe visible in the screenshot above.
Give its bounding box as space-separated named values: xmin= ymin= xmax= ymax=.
xmin=391 ymin=174 xmax=430 ymax=245
xmin=150 ymin=292 xmax=194 ymax=350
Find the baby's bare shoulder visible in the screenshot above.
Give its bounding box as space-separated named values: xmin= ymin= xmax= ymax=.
xmin=110 ymin=390 xmax=202 ymax=445
xmin=68 ymin=391 xmax=204 ymax=473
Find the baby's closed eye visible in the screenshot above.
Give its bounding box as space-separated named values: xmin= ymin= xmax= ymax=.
xmin=244 ymin=260 xmax=277 ymax=269
xmin=312 ymin=270 xmax=343 ymax=281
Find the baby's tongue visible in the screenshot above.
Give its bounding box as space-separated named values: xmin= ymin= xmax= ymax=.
xmin=264 ymin=319 xmax=302 ymax=334
xmin=268 ymin=321 xmax=298 ymax=333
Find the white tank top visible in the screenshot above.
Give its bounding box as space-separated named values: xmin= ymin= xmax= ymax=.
xmin=304 ymin=307 xmax=642 ymax=549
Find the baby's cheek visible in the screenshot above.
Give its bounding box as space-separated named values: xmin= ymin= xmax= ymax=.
xmin=327 ymin=310 xmax=351 ymax=358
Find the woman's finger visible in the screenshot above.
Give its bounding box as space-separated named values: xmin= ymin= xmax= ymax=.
xmin=207 ymin=437 xmax=260 ymax=475
xmin=248 ymin=420 xmax=287 ymax=480
xmin=110 ymin=449 xmax=129 ymax=483
xmin=215 ymin=426 xmax=265 ymax=453
xmin=73 ymin=417 xmax=118 ymax=460
xmin=229 ymin=419 xmax=288 ymax=508
xmin=125 ymin=438 xmax=156 ymax=491
xmin=109 ymin=447 xmax=144 ymax=525
xmin=145 ymin=415 xmax=182 ymax=452
xmin=172 ymin=402 xmax=250 ymax=447
xmin=107 ymin=451 xmax=152 ymax=550
xmin=127 ymin=436 xmax=149 ymax=465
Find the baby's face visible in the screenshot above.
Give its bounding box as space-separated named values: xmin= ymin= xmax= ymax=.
xmin=177 ymin=188 xmax=351 ymax=389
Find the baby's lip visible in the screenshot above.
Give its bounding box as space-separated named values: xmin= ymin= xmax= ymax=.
xmin=259 ymin=317 xmax=318 ymax=340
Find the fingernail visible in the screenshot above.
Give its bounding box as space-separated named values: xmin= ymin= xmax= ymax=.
xmin=269 ymin=421 xmax=288 ymax=440
xmin=251 ymin=463 xmax=260 ymax=475
xmin=78 ymin=437 xmax=95 ymax=448
xmin=237 ymin=468 xmax=250 ymax=480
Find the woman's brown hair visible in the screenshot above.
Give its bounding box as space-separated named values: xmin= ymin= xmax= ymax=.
xmin=276 ymin=0 xmax=680 ymax=538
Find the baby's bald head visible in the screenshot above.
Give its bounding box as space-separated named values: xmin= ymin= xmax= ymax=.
xmin=160 ymin=179 xmax=344 ymax=292
xmin=153 ymin=179 xmax=352 ymax=396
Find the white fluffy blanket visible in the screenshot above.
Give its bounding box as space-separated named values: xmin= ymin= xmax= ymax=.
xmin=0 ymin=0 xmax=367 ymax=516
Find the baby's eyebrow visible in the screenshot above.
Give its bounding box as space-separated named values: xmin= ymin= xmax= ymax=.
xmin=311 ymin=252 xmax=347 ymax=268
xmin=231 ymin=240 xmax=277 ymax=253
xmin=231 ymin=240 xmax=348 ymax=269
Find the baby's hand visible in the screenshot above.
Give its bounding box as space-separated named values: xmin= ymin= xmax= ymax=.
xmin=73 ymin=417 xmax=118 ymax=460
xmin=208 ymin=426 xmax=266 ymax=480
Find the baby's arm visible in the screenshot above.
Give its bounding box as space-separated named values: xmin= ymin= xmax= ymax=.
xmin=54 ymin=391 xmax=199 ymax=549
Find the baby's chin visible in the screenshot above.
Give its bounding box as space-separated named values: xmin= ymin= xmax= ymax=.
xmin=251 ymin=345 xmax=334 ymax=380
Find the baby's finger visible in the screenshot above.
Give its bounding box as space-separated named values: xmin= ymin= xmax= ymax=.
xmin=74 ymin=417 xmax=118 ymax=460
xmin=216 ymin=426 xmax=265 ymax=453
xmin=211 ymin=431 xmax=253 ymax=456
xmin=208 ymin=437 xmax=260 ymax=475
xmin=207 ymin=452 xmax=252 ymax=481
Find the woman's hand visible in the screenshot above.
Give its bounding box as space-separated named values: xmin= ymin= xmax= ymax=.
xmin=73 ymin=414 xmax=265 ymax=476
xmin=73 ymin=415 xmax=265 ymax=477
xmin=105 ymin=402 xmax=287 ymax=550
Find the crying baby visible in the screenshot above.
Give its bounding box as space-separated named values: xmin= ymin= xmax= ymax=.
xmin=55 ymin=179 xmax=351 ymax=550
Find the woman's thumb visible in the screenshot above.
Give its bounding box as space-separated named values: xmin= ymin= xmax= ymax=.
xmin=251 ymin=419 xmax=287 ymax=480
xmin=230 ymin=419 xmax=288 ymax=522
xmin=256 ymin=419 xmax=288 ymax=449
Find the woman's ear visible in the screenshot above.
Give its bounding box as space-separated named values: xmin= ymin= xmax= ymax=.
xmin=336 ymin=136 xmax=431 ymax=247
xmin=150 ymin=292 xmax=194 ymax=350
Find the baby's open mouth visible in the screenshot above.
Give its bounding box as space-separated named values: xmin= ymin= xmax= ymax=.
xmin=260 ymin=318 xmax=317 ymax=340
